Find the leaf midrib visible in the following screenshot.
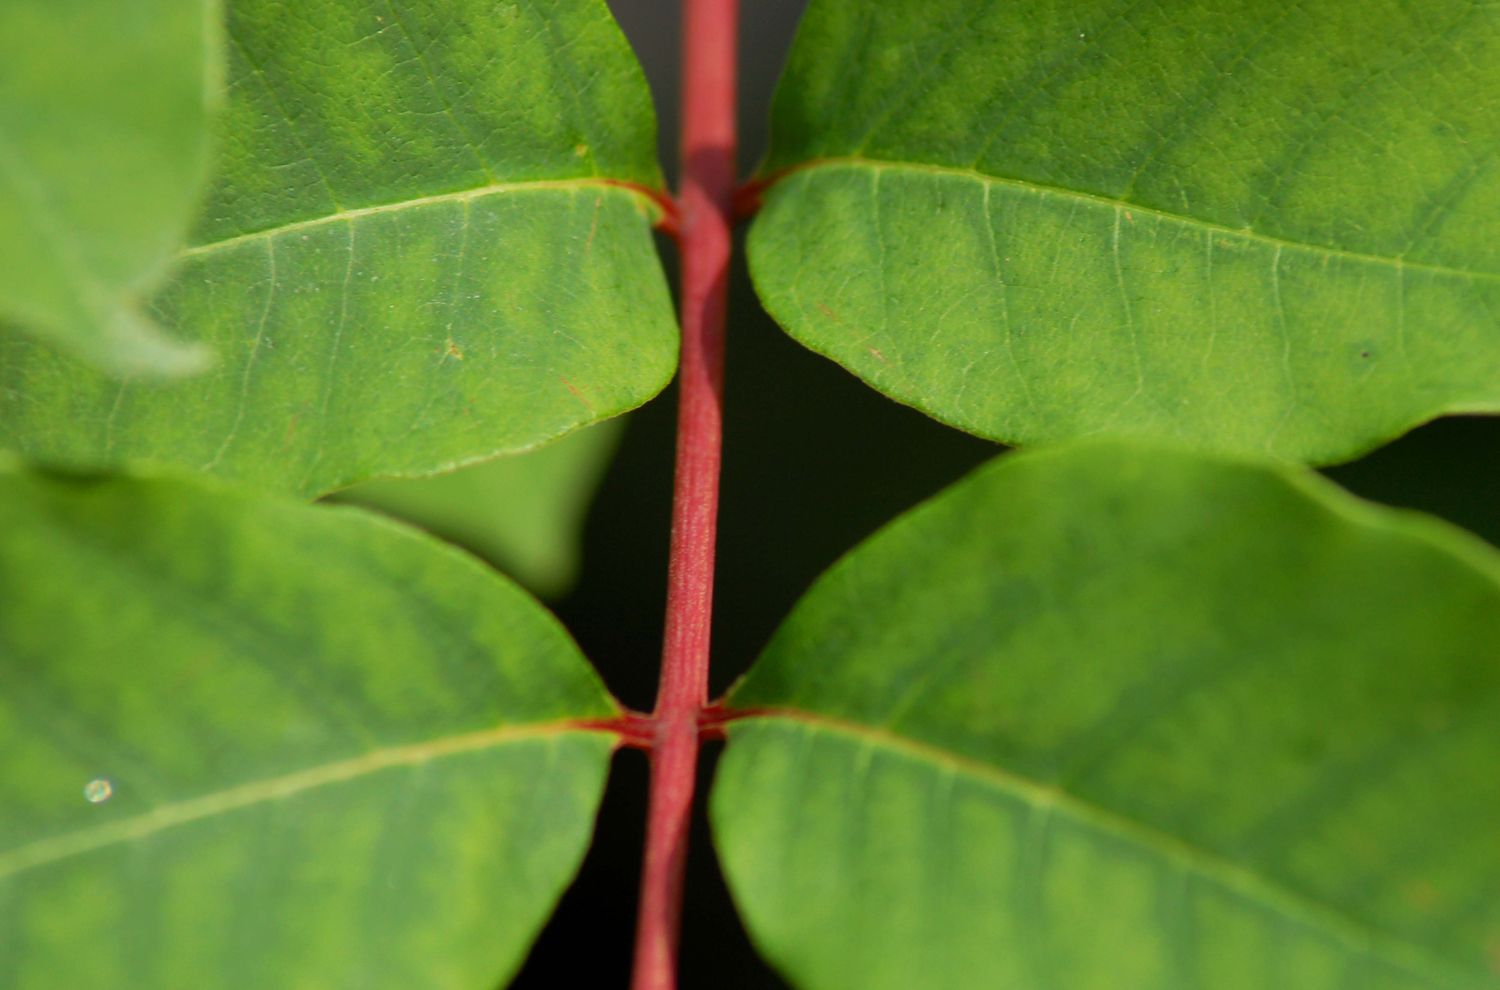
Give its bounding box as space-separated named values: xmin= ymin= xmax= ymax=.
xmin=770 ymin=157 xmax=1500 ymax=285
xmin=0 ymin=719 xmax=612 ymax=882
xmin=736 ymin=707 xmax=1482 ymax=988
xmin=180 ymin=178 xmax=656 ymax=260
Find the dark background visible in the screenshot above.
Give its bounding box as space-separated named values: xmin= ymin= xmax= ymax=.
xmin=513 ymin=3 xmax=1500 ymax=985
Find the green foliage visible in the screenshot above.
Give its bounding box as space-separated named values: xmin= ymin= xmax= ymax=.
xmin=714 ymin=442 xmax=1500 ymax=989
xmin=0 ymin=466 xmax=617 ymax=989
xmin=341 ymin=418 xmax=624 ymax=597
xmin=2 ymin=0 xmax=1498 ymax=987
xmin=0 ymin=0 xmax=221 ymax=375
xmin=749 ymin=0 xmax=1500 ymax=463
xmin=0 ymin=0 xmax=676 ymax=497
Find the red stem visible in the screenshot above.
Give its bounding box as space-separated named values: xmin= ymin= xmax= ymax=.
xmin=629 ymin=1 xmax=737 ymax=988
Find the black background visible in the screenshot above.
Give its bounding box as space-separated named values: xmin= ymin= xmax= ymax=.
xmin=512 ymin=3 xmax=1500 ymax=985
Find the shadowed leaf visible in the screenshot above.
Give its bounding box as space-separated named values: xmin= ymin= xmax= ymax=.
xmin=0 ymin=0 xmax=221 ymax=375
xmin=339 ymin=418 xmax=625 ymax=597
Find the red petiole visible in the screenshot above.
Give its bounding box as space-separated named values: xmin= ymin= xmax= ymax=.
xmin=625 ymin=0 xmax=738 ymax=987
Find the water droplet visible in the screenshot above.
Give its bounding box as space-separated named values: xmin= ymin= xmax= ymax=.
xmin=84 ymin=778 xmax=113 ymax=804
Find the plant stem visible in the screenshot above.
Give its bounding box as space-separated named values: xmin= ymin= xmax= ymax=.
xmin=629 ymin=1 xmax=736 ymax=987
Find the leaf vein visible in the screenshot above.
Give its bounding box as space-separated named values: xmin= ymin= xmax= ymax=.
xmin=177 ymin=178 xmax=652 ymax=260
xmin=775 ymin=158 xmax=1500 ymax=283
xmin=0 ymin=720 xmax=609 ymax=882
xmin=734 ymin=709 xmax=1483 ymax=987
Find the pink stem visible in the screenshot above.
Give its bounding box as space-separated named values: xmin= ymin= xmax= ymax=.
xmin=628 ymin=1 xmax=737 ymax=988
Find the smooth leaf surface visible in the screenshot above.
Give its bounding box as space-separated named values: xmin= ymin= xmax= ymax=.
xmin=0 ymin=467 xmax=618 ymax=989
xmin=0 ymin=0 xmax=676 ymax=497
xmin=749 ymin=0 xmax=1500 ymax=463
xmin=714 ymin=442 xmax=1500 ymax=990
xmin=340 ymin=418 xmax=624 ymax=597
xmin=0 ymin=0 xmax=220 ymax=375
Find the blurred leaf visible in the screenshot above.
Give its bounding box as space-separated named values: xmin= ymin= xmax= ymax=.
xmin=0 ymin=468 xmax=618 ymax=989
xmin=0 ymin=0 xmax=676 ymax=497
xmin=0 ymin=0 xmax=220 ymax=375
xmin=340 ymin=418 xmax=624 ymax=598
xmin=749 ymin=0 xmax=1500 ymax=464
xmin=714 ymin=441 xmax=1500 ymax=990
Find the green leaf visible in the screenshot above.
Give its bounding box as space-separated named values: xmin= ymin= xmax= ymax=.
xmin=0 ymin=0 xmax=221 ymax=376
xmin=0 ymin=466 xmax=619 ymax=989
xmin=339 ymin=418 xmax=625 ymax=598
xmin=748 ymin=0 xmax=1500 ymax=464
xmin=713 ymin=442 xmax=1500 ymax=990
xmin=0 ymin=0 xmax=677 ymax=497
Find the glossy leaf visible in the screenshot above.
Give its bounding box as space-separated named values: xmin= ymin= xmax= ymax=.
xmin=0 ymin=0 xmax=220 ymax=375
xmin=0 ymin=0 xmax=676 ymax=497
xmin=748 ymin=0 xmax=1500 ymax=463
xmin=713 ymin=442 xmax=1500 ymax=990
xmin=0 ymin=467 xmax=619 ymax=989
xmin=341 ymin=418 xmax=624 ymax=597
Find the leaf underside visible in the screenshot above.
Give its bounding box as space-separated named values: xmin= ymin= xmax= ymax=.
xmin=749 ymin=0 xmax=1500 ymax=463
xmin=0 ymin=469 xmax=618 ymax=989
xmin=0 ymin=0 xmax=677 ymax=497
xmin=0 ymin=0 xmax=219 ymax=375
xmin=713 ymin=441 xmax=1500 ymax=990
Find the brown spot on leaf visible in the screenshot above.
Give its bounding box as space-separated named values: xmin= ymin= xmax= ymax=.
xmin=560 ymin=376 xmax=595 ymax=413
xmin=815 ymin=301 xmax=841 ymax=323
xmin=1419 ymin=704 xmax=1452 ymax=732
xmin=444 ymin=339 xmax=465 ymax=361
xmin=1400 ymin=880 xmax=1439 ymax=913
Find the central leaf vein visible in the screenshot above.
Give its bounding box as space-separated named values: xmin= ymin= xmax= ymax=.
xmin=179 ymin=178 xmax=654 ymax=260
xmin=737 ymin=708 xmax=1482 ymax=986
xmin=0 ymin=720 xmax=610 ymax=882
xmin=779 ymin=157 xmax=1500 ymax=284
